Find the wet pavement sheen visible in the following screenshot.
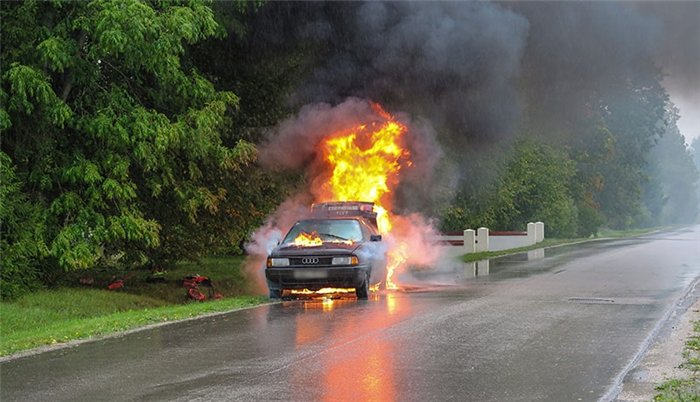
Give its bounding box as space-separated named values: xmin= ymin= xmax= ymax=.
xmin=2 ymin=226 xmax=699 ymax=401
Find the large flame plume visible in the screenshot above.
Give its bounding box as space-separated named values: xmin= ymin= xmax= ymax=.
xmin=318 ymin=105 xmax=407 ymax=228
xmin=247 ymin=98 xmax=443 ymax=295
xmin=314 ymin=103 xmax=411 ymax=289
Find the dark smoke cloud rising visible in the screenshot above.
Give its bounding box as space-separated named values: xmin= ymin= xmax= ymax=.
xmin=289 ymin=2 xmax=529 ymax=143
xmin=511 ymin=2 xmax=659 ymax=104
xmin=505 ymin=1 xmax=698 ymax=139
xmin=247 ymin=1 xmax=697 ymax=142
xmin=638 ymin=2 xmax=699 ymax=100
xmin=240 ymin=1 xmax=529 ymax=145
xmin=638 ymin=1 xmax=700 ymax=140
xmin=246 ymin=0 xmax=699 ymax=214
xmin=246 ymin=1 xmax=700 ymax=205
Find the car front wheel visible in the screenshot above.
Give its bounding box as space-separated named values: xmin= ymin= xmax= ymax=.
xmin=356 ymin=274 xmax=369 ymax=299
xmin=267 ymin=279 xmax=282 ymax=299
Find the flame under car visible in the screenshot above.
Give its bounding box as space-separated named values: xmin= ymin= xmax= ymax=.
xmin=265 ymin=202 xmax=386 ymax=299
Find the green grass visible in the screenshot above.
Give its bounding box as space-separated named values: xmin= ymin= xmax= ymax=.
xmin=0 ymin=256 xmax=269 ymax=357
xmin=654 ymin=317 xmax=700 ymax=401
xmin=597 ymin=227 xmax=663 ymax=238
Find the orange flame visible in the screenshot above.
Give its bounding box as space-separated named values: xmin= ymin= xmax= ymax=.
xmin=293 ymin=231 xmax=354 ymax=247
xmin=293 ymin=232 xmax=323 ymax=247
xmin=319 ymin=103 xmax=410 ymax=289
xmin=291 ymin=288 xmax=354 ymax=296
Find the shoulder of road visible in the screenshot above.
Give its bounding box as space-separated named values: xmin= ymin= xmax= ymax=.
xmin=615 ymin=288 xmax=699 ymax=401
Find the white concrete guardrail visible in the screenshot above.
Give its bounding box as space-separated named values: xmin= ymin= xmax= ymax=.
xmin=434 ymin=222 xmax=545 ymax=257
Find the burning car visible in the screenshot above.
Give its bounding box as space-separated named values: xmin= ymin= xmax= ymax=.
xmin=265 ymin=202 xmax=387 ymax=299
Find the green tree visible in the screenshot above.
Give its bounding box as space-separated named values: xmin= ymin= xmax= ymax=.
xmin=147 ymin=0 xmax=312 ymax=261
xmin=1 ymin=1 xmax=255 ymax=288
xmin=0 ymin=152 xmax=49 ymax=299
xmin=438 ymin=140 xmax=580 ymax=238
xmin=595 ymin=70 xmax=669 ymax=228
xmin=642 ymin=105 xmax=699 ymax=226
xmin=564 ymin=119 xmax=613 ymax=237
xmin=493 ymin=139 xmax=579 ymax=238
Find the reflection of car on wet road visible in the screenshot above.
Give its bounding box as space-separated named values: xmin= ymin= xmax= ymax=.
xmin=265 ymin=202 xmax=386 ymax=299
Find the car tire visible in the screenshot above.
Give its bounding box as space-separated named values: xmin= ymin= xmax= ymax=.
xmin=356 ymin=274 xmax=369 ymax=299
xmin=267 ymin=279 xmax=282 ymax=299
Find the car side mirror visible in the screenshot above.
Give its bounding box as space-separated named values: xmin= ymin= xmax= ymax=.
xmin=370 ymin=234 xmax=382 ymax=242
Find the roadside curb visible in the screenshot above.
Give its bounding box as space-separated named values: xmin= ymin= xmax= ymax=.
xmin=612 ymin=276 xmax=700 ymax=401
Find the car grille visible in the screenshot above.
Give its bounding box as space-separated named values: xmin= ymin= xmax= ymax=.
xmin=289 ymin=257 xmax=334 ymax=266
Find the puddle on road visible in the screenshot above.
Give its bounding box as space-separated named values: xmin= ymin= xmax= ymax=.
xmin=406 ymin=238 xmax=650 ymax=286
xmin=406 ymin=249 xmax=557 ymax=284
xmin=280 ymin=237 xmax=669 ymax=298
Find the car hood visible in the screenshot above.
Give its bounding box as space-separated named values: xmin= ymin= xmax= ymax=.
xmin=271 ymin=242 xmax=361 ymax=256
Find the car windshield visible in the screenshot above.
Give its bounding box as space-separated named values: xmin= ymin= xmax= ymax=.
xmin=282 ymin=219 xmax=363 ymax=244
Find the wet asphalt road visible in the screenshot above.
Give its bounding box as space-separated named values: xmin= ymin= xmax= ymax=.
xmin=2 ymin=226 xmax=699 ymax=402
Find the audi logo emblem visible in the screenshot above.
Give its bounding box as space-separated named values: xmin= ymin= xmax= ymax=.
xmin=301 ymin=258 xmax=319 ymax=265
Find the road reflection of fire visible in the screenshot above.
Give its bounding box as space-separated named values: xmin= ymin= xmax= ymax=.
xmin=288 ymin=294 xmax=404 ymax=401
xmin=290 ymin=288 xmax=354 ymax=297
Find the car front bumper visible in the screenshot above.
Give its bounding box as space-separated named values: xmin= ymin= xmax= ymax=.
xmin=265 ymin=265 xmax=370 ymax=290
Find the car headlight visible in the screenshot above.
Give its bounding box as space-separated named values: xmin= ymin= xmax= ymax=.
xmin=267 ymin=257 xmax=290 ymax=267
xmin=332 ymin=256 xmax=359 ymax=265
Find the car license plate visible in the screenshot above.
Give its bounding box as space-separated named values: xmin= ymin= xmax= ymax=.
xmin=294 ymin=269 xmax=328 ymax=279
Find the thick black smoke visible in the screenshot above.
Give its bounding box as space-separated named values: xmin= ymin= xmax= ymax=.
xmin=248 ymin=1 xmax=698 ymax=210
xmin=246 ymin=1 xmax=697 ymax=140
xmin=502 ymin=1 xmax=698 ymax=139
xmin=638 ymin=1 xmax=700 ymax=139
xmin=638 ymin=2 xmax=699 ymax=101
xmin=505 ymin=2 xmax=659 ymax=124
xmin=247 ymin=1 xmax=529 ymax=145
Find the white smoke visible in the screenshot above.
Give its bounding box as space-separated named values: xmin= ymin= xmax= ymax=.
xmin=243 ymin=195 xmax=313 ymax=293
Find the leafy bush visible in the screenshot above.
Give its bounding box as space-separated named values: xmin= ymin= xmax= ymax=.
xmin=438 ymin=139 xmax=582 ymax=238
xmin=0 ymin=152 xmax=48 ymax=300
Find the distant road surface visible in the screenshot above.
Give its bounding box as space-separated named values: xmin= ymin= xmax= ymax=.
xmin=2 ymin=225 xmax=699 ymax=402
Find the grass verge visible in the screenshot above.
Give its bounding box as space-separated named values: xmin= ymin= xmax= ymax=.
xmin=0 ymin=256 xmax=269 ymax=357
